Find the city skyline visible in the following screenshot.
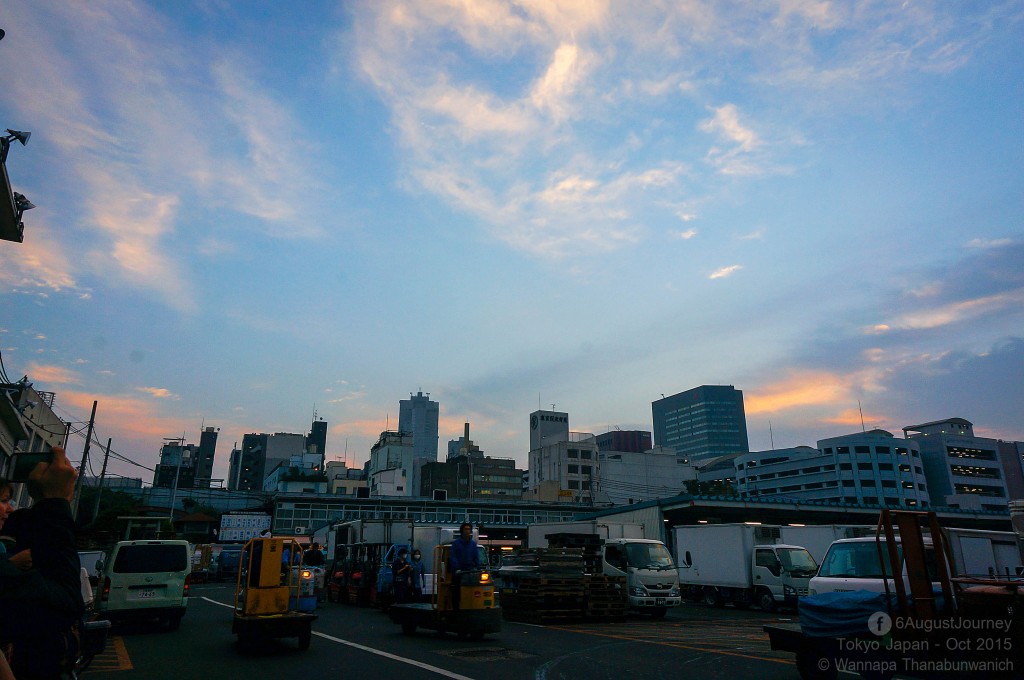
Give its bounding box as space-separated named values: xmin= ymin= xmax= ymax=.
xmin=1 ymin=2 xmax=1021 ymax=485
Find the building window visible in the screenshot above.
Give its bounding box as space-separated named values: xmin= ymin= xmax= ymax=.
xmin=840 ymin=463 xmax=852 ymax=470
xmin=896 ymin=447 xmax=908 ymax=455
xmin=878 ymin=463 xmax=893 ymax=471
xmin=581 ymin=451 xmax=592 ymax=460
xmin=581 ymin=466 xmax=592 ymax=475
xmin=855 ymin=446 xmax=870 ymax=454
xmin=568 ymin=450 xmax=579 ymax=458
xmin=881 ymin=480 xmax=896 ymax=488
xmin=568 ymin=465 xmax=579 ymax=473
xmin=876 ymin=446 xmax=890 ymax=454
xmin=857 ymin=463 xmax=873 ymax=470
xmin=837 ymin=447 xmax=850 ymax=454
xmin=567 ymin=480 xmax=579 ymax=489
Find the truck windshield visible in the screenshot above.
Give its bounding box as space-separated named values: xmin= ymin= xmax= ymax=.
xmin=777 ymin=548 xmax=818 ymax=576
xmin=815 ymin=542 xmax=941 ymax=579
xmin=624 ymin=542 xmax=674 ymax=570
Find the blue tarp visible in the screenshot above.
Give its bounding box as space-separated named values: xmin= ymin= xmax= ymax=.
xmin=798 ymin=591 xmax=898 ymax=638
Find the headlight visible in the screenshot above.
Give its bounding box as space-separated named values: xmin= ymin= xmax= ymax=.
xmin=783 ymin=585 xmax=795 ymax=595
xmin=808 ymin=588 xmax=817 ymax=595
xmin=302 ymin=570 xmax=312 ymax=578
xmin=630 ymin=586 xmax=648 ymax=597
xmin=480 ymin=572 xmax=490 ymax=582
xmin=669 ymin=587 xmax=680 ymax=597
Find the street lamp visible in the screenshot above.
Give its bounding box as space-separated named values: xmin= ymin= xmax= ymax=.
xmin=1 ymin=127 xmax=32 ymax=243
xmin=0 ymin=129 xmax=30 ymax=164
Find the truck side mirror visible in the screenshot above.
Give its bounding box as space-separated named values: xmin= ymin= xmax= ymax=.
xmin=682 ymin=551 xmax=692 ymax=568
xmin=95 ymin=559 xmax=104 ymax=574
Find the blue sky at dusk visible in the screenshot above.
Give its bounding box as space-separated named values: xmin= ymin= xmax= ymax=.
xmin=1 ymin=1 xmax=1021 ymax=485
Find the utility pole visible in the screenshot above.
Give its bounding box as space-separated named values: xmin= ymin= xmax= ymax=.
xmin=89 ymin=438 xmax=112 ymax=525
xmin=71 ymin=400 xmax=98 ymax=519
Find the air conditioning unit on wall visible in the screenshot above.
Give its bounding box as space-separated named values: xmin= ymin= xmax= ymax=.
xmin=294 ymin=526 xmax=307 ymax=535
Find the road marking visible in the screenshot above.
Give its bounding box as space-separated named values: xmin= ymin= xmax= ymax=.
xmin=199 ymin=597 xmax=476 ymax=680
xmin=83 ymin=634 xmax=133 ymax=672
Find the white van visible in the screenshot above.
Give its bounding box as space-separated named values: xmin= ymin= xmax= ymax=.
xmin=97 ymin=540 xmax=191 ymax=630
xmin=809 ymin=537 xmax=938 ymax=595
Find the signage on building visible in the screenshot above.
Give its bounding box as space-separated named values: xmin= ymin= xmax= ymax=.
xmin=219 ymin=512 xmax=272 ymax=542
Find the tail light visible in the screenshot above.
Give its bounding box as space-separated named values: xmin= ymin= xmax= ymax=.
xmin=183 ymin=573 xmax=191 ymax=598
xmin=302 ymin=570 xmax=312 ymax=579
xmin=101 ymin=577 xmax=111 ymax=602
xmin=480 ymin=572 xmax=490 ymax=582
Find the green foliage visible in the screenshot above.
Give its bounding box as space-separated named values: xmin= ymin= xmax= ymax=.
xmin=77 ymin=487 xmax=143 ymax=533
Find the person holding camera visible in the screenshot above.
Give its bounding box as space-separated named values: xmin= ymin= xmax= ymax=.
xmin=0 ymin=446 xmax=85 ymax=679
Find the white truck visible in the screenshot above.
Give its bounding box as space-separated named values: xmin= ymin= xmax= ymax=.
xmin=674 ymin=524 xmax=821 ymax=612
xmin=811 ymin=527 xmax=1023 ymax=595
xmin=527 ymin=521 xmax=681 ymax=618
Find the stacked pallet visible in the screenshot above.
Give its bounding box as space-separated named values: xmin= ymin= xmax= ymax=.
xmin=498 ymin=549 xmax=628 ymax=623
xmin=500 ymin=572 xmax=586 ymax=623
xmin=546 ymin=533 xmax=603 ymax=574
xmin=583 ymin=574 xmax=628 ymax=621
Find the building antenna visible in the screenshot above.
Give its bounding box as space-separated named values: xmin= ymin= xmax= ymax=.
xmin=344 ymin=438 xmax=348 ymax=466
xmin=769 ymin=420 xmax=775 ymax=449
xmin=859 ymin=400 xmax=866 ymax=432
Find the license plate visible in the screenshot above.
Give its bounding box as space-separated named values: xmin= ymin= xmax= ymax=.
xmin=655 ymin=598 xmax=666 ymax=606
xmin=135 ymin=589 xmax=157 ymax=599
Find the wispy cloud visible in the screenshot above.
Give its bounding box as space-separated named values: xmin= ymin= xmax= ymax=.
xmin=137 ymin=387 xmax=180 ymax=400
xmin=886 ymin=290 xmax=1024 ymax=331
xmin=967 ymin=237 xmax=1013 ymax=249
xmin=709 ymin=264 xmax=742 ymax=279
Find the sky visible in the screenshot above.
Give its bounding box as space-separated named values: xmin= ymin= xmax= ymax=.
xmin=1 ymin=1 xmax=1022 ymax=488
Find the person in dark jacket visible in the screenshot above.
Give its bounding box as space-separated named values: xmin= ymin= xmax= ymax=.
xmin=448 ymin=522 xmax=480 ymax=610
xmin=303 ymin=542 xmax=325 ymax=566
xmin=410 ymin=549 xmax=427 ymax=602
xmin=0 ymin=446 xmax=85 ymax=679
xmin=391 ymin=548 xmax=413 ymax=604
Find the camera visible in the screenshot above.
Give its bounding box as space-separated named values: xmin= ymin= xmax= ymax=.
xmin=10 ymin=449 xmax=54 ymax=483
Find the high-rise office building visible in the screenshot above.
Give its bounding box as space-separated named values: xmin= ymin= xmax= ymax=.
xmin=399 ymin=391 xmax=439 ymax=461
xmin=195 ymin=426 xmax=218 ymax=487
xmin=652 ymin=385 xmax=749 ymax=464
xmin=306 ymin=419 xmax=328 ymax=456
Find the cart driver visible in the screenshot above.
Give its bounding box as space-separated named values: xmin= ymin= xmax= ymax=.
xmin=448 ymin=522 xmax=480 ymax=610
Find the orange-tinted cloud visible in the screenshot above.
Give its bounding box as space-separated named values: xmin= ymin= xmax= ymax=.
xmin=24 ymin=362 xmax=82 ymax=385
xmin=745 ymin=371 xmax=852 ymax=414
xmin=59 ymin=390 xmax=191 ymax=443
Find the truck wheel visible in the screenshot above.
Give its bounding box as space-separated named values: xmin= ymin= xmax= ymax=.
xmin=402 ymin=622 xmax=417 ymax=636
xmin=298 ymin=628 xmax=311 ymax=650
xmin=757 ymin=589 xmax=776 ymax=613
xmin=702 ymin=587 xmax=722 ymax=607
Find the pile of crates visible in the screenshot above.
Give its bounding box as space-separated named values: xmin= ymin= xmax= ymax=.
xmin=498 ymin=535 xmax=627 ymax=623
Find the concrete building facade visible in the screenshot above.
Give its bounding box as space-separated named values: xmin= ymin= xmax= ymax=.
xmin=735 ymin=430 xmax=931 ymax=508
xmin=904 ymin=418 xmax=1010 ymax=512
xmin=598 ymin=446 xmax=697 ymax=505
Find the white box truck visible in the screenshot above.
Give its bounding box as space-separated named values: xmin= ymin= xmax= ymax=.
xmin=674 ymin=524 xmax=819 ymax=612
xmin=527 ymin=521 xmax=681 ymax=617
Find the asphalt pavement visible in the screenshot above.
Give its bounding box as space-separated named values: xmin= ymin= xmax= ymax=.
xmin=85 ymin=583 xmax=801 ymax=680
